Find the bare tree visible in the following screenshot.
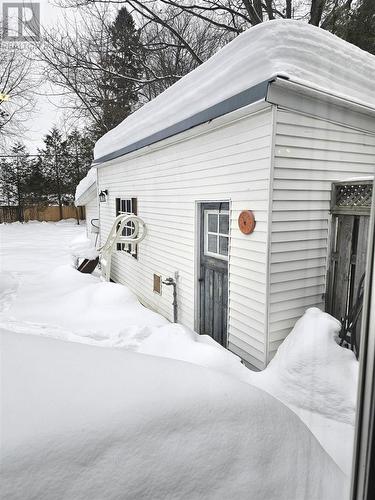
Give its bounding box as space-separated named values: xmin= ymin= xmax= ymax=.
xmin=30 ymin=6 xmax=114 ymax=135
xmin=34 ymin=3 xmax=227 ymax=129
xmin=156 ymin=0 xmax=354 ymax=29
xmin=64 ymin=1 xmax=356 ymax=33
xmin=139 ymin=4 xmax=232 ymax=100
xmin=39 ymin=0 xmax=362 ymax=136
xmin=0 ymin=35 xmax=35 ymax=144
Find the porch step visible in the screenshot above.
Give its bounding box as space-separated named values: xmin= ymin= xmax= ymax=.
xmin=77 ymin=257 xmax=99 ymax=274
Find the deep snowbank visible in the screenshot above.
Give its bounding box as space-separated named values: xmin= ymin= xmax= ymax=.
xmin=0 ymin=264 xmax=247 ymax=382
xmin=1 ymin=264 xmax=359 ymax=473
xmin=1 ymin=329 xmax=348 ymax=500
xmin=0 ymin=221 xmax=358 ymax=477
xmin=248 ymin=308 xmax=358 ymax=474
xmin=250 ymin=308 xmax=357 ymax=424
xmin=94 ymin=19 xmax=375 ymax=162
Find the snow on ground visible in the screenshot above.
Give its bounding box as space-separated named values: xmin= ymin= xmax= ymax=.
xmin=94 ymin=19 xmax=375 ymax=162
xmin=0 ymin=220 xmax=357 ymax=496
xmin=0 ymin=221 xmax=248 ymax=382
xmin=1 ymin=329 xmax=348 ymax=500
xmin=0 ymin=219 xmax=84 ymax=279
xmin=0 ymin=220 xmax=84 ymax=318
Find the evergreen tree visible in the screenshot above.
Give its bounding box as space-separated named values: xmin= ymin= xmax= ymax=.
xmin=25 ymin=160 xmax=49 ymax=205
xmin=96 ymin=7 xmax=143 ymax=137
xmin=38 ymin=128 xmax=70 ymax=219
xmin=0 ymin=158 xmax=14 ymax=206
xmin=0 ymin=143 xmax=32 ymax=220
xmin=37 ymin=127 xmax=94 ymax=219
xmin=345 ymin=0 xmax=375 ymax=55
xmin=65 ymin=128 xmax=94 ymax=199
xmin=0 ymin=129 xmax=93 ymax=220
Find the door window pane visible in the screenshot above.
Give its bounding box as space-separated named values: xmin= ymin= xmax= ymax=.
xmin=219 ymin=214 xmax=229 ymax=235
xmin=205 ymin=209 xmax=229 ymax=259
xmin=208 ymin=213 xmax=218 ymax=233
xmin=219 ymin=236 xmax=228 ymax=256
xmin=207 ymin=234 xmax=217 ymax=253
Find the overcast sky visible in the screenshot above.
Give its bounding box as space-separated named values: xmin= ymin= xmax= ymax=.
xmin=1 ymin=0 xmax=74 ymax=153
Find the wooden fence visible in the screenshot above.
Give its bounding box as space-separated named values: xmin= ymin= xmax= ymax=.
xmin=0 ymin=206 xmax=20 ymax=223
xmin=0 ymin=205 xmax=85 ymax=223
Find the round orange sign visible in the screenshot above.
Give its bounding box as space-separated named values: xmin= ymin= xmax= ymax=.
xmin=238 ymin=210 xmax=256 ymax=235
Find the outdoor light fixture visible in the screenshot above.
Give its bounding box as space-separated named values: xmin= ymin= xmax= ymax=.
xmin=99 ymin=190 xmax=108 ymax=203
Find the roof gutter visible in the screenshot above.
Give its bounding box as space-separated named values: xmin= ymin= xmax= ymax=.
xmin=93 ymin=78 xmax=273 ymax=166
xmin=266 ymin=77 xmax=375 ymax=135
xmin=93 ymin=73 xmax=375 ymax=167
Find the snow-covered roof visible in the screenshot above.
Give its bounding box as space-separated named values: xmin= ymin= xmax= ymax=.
xmin=75 ymin=168 xmax=97 ymax=205
xmin=94 ymin=20 xmax=375 ymax=164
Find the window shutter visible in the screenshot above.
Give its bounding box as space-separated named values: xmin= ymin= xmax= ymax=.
xmin=132 ymin=198 xmax=138 ymax=215
xmin=115 ymin=198 xmax=121 ymax=251
xmin=131 ymin=198 xmax=138 ymax=258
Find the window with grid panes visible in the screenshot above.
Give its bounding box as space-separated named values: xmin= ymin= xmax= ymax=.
xmin=115 ymin=197 xmax=138 ymax=258
xmin=204 ymin=210 xmax=229 ymax=260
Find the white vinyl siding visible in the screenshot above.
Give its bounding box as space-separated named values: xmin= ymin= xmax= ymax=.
xmin=84 ymin=191 xmax=99 ymax=240
xmin=98 ymin=104 xmax=273 ymax=369
xmin=268 ymin=108 xmax=375 ymax=362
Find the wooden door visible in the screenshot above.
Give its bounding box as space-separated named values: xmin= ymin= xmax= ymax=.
xmin=326 ymin=181 xmax=373 ymax=355
xmin=199 ymin=203 xmax=229 ymax=346
xmin=327 ymin=214 xmax=370 ymax=346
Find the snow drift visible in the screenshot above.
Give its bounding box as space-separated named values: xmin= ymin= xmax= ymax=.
xmin=0 ymin=264 xmax=247 ymax=382
xmin=248 ymin=308 xmax=358 ymax=474
xmin=94 ymin=19 xmax=375 ymax=162
xmin=250 ymin=308 xmax=358 ymax=424
xmin=1 ymin=329 xmax=348 ymax=500
xmin=1 ymin=263 xmax=359 ymax=474
xmin=0 ymin=221 xmax=359 ymax=482
xmin=69 ymin=233 xmax=99 ymax=260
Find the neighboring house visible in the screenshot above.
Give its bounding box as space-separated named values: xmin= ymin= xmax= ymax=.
xmin=75 ymin=168 xmax=99 ymax=239
xmin=91 ymin=20 xmax=375 ymax=369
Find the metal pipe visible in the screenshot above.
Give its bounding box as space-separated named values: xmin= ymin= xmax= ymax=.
xmin=162 ymin=277 xmax=178 ymax=323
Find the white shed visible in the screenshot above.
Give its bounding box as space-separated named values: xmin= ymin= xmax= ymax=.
xmin=92 ymin=20 xmax=375 ymax=369
xmin=75 ymin=168 xmax=99 ymax=240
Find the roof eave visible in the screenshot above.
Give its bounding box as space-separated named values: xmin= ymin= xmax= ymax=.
xmin=93 ymin=78 xmax=274 ymax=167
xmin=93 ymin=74 xmax=375 ymax=167
xmin=75 ymin=181 xmax=97 ymax=207
xmin=267 ymin=77 xmax=375 ymax=134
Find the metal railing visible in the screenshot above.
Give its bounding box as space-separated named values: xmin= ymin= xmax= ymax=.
xmin=99 ymin=213 xmax=147 ymax=281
